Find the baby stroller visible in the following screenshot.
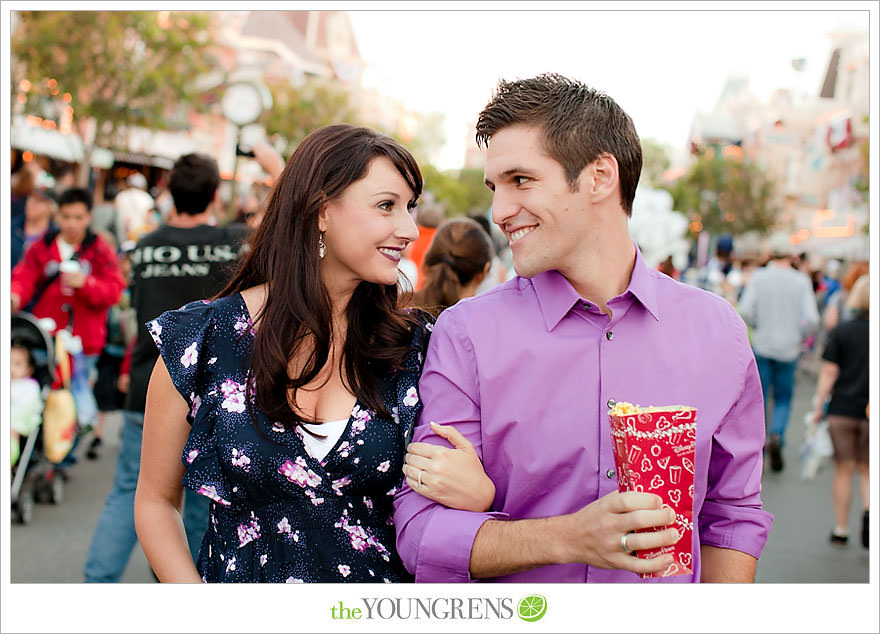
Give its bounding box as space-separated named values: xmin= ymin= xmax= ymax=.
xmin=10 ymin=312 xmax=69 ymax=523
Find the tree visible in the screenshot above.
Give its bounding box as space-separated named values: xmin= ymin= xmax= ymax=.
xmin=640 ymin=138 xmax=672 ymax=188
xmin=12 ymin=10 xmax=218 ymax=185
xmin=400 ymin=112 xmax=446 ymax=168
xmin=456 ymin=168 xmax=494 ymax=216
xmin=854 ymin=114 xmax=869 ymax=210
xmin=261 ymin=76 xmax=361 ymax=155
xmin=666 ymin=150 xmax=779 ymax=238
xmin=420 ymin=165 xmax=493 ymax=218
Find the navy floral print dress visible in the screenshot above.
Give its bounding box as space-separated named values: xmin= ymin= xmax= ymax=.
xmin=149 ymin=294 xmax=432 ymax=583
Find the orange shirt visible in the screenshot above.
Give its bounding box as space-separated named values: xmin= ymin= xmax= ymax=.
xmin=409 ymin=226 xmax=436 ymax=290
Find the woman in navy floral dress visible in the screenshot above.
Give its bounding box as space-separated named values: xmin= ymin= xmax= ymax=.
xmin=134 ymin=125 xmax=495 ymax=582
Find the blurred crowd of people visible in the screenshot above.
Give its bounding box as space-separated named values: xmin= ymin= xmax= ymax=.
xmin=9 ymin=146 xmax=281 ymax=463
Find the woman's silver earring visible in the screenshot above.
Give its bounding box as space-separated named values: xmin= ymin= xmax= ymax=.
xmin=318 ymin=231 xmax=327 ymax=259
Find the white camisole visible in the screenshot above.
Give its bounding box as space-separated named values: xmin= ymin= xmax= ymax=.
xmin=299 ymin=418 xmax=349 ymax=462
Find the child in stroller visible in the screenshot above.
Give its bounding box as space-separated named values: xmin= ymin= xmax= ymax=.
xmin=10 ymin=312 xmax=68 ymax=523
xmin=10 ymin=340 xmax=43 ymax=468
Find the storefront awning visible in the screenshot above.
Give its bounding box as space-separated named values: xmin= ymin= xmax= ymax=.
xmin=11 ymin=116 xmax=84 ymax=162
xmin=111 ymin=151 xmax=174 ymax=170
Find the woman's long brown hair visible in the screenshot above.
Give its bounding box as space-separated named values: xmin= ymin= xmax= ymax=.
xmin=216 ymin=124 xmax=423 ymax=430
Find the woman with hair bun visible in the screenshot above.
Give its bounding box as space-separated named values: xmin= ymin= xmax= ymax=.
xmin=414 ymin=217 xmax=494 ymax=316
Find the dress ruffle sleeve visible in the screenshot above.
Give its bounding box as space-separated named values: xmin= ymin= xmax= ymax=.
xmin=149 ymin=299 xmax=215 ymax=415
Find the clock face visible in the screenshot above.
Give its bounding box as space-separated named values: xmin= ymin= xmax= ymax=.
xmin=221 ymin=83 xmax=263 ymax=126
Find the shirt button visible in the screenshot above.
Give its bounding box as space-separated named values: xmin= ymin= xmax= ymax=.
xmin=606 ymin=331 xmax=614 ymax=341
xmin=607 ymin=399 xmax=616 ymax=409
xmin=606 ymin=468 xmax=616 ymax=479
xmin=582 ymin=301 xmax=591 ymax=309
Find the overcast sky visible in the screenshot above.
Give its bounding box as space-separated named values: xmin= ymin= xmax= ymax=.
xmin=349 ymin=5 xmax=871 ymax=169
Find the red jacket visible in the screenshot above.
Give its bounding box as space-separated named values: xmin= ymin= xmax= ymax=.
xmin=11 ymin=230 xmax=125 ymax=356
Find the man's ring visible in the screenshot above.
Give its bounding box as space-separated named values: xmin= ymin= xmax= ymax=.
xmin=417 ymin=470 xmax=424 ymax=488
xmin=620 ymin=533 xmax=632 ymax=553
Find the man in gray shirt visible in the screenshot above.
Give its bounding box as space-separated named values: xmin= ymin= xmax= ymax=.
xmin=738 ymin=238 xmax=819 ymax=472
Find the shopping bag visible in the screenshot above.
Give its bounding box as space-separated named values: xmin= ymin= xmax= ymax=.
xmin=800 ymin=415 xmax=834 ymax=480
xmin=70 ymin=352 xmax=98 ymax=428
xmin=42 ymin=331 xmax=78 ymax=464
xmin=58 ymin=329 xmax=98 ymax=428
xmin=43 ymin=389 xmax=77 ymax=463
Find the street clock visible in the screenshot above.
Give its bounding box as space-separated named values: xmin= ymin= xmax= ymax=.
xmin=221 ymin=82 xmax=263 ymax=127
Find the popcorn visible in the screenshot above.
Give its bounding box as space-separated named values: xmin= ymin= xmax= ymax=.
xmin=609 ymin=402 xmax=697 ymax=578
xmin=610 ymin=401 xmax=691 ymax=416
xmin=610 ymin=401 xmax=642 ymax=416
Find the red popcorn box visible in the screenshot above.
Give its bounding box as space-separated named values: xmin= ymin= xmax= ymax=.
xmin=609 ymin=402 xmax=697 ymax=578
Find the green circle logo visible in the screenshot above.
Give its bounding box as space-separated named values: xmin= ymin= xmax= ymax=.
xmin=517 ymin=594 xmax=547 ymax=622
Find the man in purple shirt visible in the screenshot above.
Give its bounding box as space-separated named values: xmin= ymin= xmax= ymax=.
xmin=394 ymin=74 xmax=773 ymax=583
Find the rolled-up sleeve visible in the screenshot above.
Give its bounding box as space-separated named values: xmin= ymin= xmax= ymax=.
xmin=699 ymin=318 xmax=774 ymax=558
xmin=393 ymin=308 xmax=507 ymax=582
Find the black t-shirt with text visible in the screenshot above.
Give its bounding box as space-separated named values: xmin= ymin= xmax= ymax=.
xmin=821 ymin=316 xmax=869 ymax=419
xmin=124 ymin=223 xmax=249 ymax=413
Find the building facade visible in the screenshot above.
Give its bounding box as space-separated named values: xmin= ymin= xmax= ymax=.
xmin=685 ymin=30 xmax=869 ymax=261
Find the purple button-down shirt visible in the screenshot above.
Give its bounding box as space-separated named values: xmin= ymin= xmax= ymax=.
xmin=393 ymin=248 xmax=773 ymax=582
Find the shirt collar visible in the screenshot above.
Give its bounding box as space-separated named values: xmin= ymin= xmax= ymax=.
xmin=531 ymin=270 xmax=583 ymax=331
xmin=626 ymin=244 xmax=661 ymax=322
xmin=531 ymin=243 xmax=661 ymax=331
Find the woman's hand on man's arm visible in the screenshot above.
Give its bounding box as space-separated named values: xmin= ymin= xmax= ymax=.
xmin=403 ymin=422 xmax=495 ymax=512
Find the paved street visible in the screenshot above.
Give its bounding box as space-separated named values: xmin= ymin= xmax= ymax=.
xmin=10 ymin=411 xmax=154 ymax=583
xmin=9 ymin=360 xmax=870 ymax=584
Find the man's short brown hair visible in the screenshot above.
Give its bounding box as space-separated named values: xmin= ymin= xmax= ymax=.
xmin=475 ymin=73 xmax=642 ymax=216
